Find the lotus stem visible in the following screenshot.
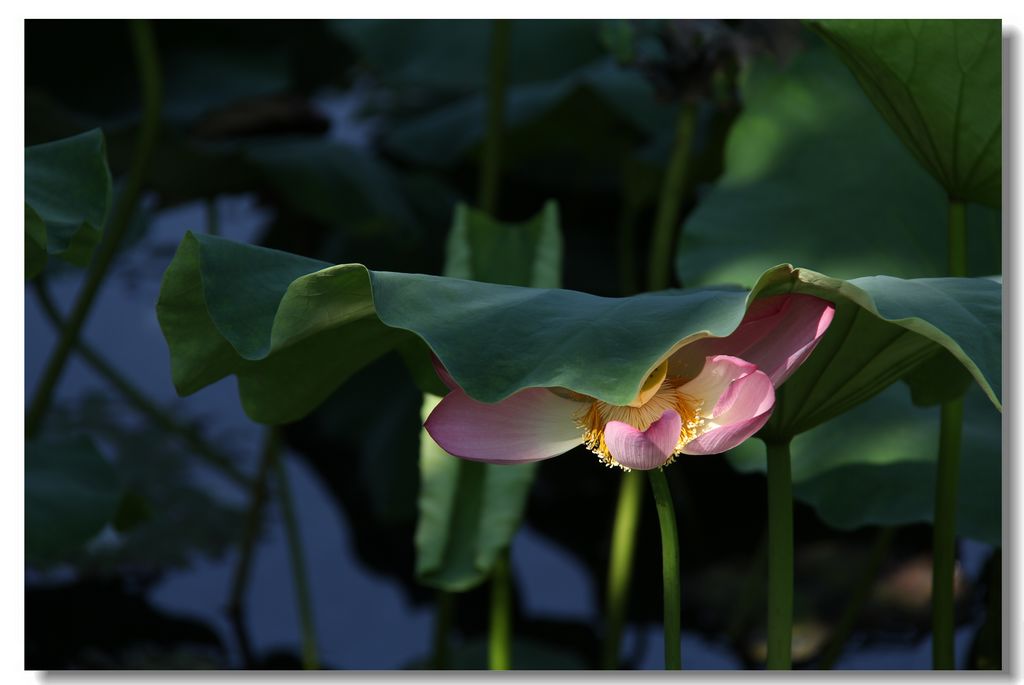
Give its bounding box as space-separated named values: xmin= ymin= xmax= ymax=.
xmin=489 ymin=551 xmax=513 ymax=670
xmin=479 ymin=19 xmax=511 ymax=216
xmin=647 ymin=103 xmax=697 ymax=291
xmin=432 ymin=590 xmax=454 ymax=669
xmin=932 ymin=199 xmax=967 ymax=669
xmin=226 ymin=429 xmax=279 ymax=666
xmin=602 ymin=469 xmax=645 ymax=668
xmin=648 ymin=468 xmax=681 ymax=669
xmin=271 ymin=430 xmax=320 ymax=669
xmin=26 ymin=19 xmax=162 ymax=438
xmin=765 ymin=439 xmax=793 ymax=669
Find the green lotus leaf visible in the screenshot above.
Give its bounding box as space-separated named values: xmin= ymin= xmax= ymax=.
xmin=729 ymin=382 xmax=1000 ymax=545
xmin=25 ymin=129 xmax=113 ymax=276
xmin=758 ymin=272 xmax=1001 ymax=438
xmin=675 ymin=43 xmax=1000 ymax=289
xmin=811 ymin=19 xmax=1001 ymax=207
xmin=156 ymin=231 xmax=1000 ymax=436
xmin=26 ymin=436 xmax=122 ymax=564
xmin=416 ymin=202 xmax=560 ymax=592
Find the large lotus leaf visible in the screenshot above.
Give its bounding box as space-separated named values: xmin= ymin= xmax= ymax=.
xmin=811 ymin=19 xmax=1001 ymax=208
xmin=156 ymin=230 xmax=1000 ymax=430
xmin=758 ymin=272 xmax=1001 ymax=438
xmin=24 ymin=129 xmax=113 ymax=275
xmin=384 ymin=59 xmax=675 ymax=171
xmin=415 ymin=202 xmax=560 ymax=591
xmin=676 ymin=44 xmax=1000 ymax=288
xmin=26 ymin=436 xmax=121 ymax=564
xmin=729 ymin=382 xmax=1000 ymax=545
xmin=331 ymin=19 xmax=604 ymax=92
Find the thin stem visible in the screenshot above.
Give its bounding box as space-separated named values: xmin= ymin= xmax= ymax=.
xmin=478 ymin=19 xmax=511 ymax=216
xmin=765 ymin=440 xmax=793 ymax=670
xmin=226 ymin=430 xmax=279 ymax=667
xmin=432 ymin=590 xmax=454 ymax=669
xmin=946 ymin=200 xmax=968 ymax=277
xmin=932 ymin=199 xmax=967 ymax=669
xmin=272 ymin=431 xmax=320 ymax=670
xmin=26 ymin=19 xmax=162 ymax=438
xmin=601 ymin=469 xmax=645 ymax=668
xmin=646 ymin=103 xmax=697 ymax=291
xmin=647 ymin=468 xmax=681 ymax=670
xmin=489 ymin=551 xmax=512 ymax=670
xmin=33 ymin=281 xmax=250 ymax=488
xmin=818 ymin=526 xmax=895 ymax=668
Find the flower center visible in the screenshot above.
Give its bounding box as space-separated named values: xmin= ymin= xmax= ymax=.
xmin=576 ymin=376 xmax=706 ymax=470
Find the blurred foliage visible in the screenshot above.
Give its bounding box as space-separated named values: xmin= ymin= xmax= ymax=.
xmin=331 ymin=20 xmax=605 ymax=92
xmin=47 ymin=395 xmax=248 ymax=574
xmin=25 ymin=436 xmax=121 ymax=564
xmin=24 ymin=129 xmax=113 ymax=278
xmin=676 ymin=43 xmax=1000 ymax=288
xmin=812 ymin=20 xmax=1001 ymax=208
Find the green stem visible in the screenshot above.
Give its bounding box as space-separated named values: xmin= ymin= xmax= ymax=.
xmin=478 ymin=19 xmax=511 ymax=216
xmin=647 ymin=468 xmax=681 ymax=670
xmin=489 ymin=551 xmax=512 ymax=670
xmin=646 ymin=104 xmax=697 ymax=291
xmin=933 ymin=199 xmax=967 ymax=670
xmin=226 ymin=430 xmax=279 ymax=666
xmin=601 ymin=469 xmax=645 ymax=668
xmin=765 ymin=440 xmax=793 ymax=670
xmin=272 ymin=431 xmax=320 ymax=670
xmin=818 ymin=526 xmax=895 ymax=668
xmin=26 ymin=19 xmax=162 ymax=438
xmin=33 ymin=281 xmax=250 ymax=488
xmin=946 ymin=201 xmax=968 ymax=277
xmin=432 ymin=590 xmax=454 ymax=669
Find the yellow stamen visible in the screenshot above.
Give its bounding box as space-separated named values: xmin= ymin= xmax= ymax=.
xmin=577 ymin=375 xmax=706 ymax=470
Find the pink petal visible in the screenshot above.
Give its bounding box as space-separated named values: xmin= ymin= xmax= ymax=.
xmin=604 ymin=410 xmax=682 ymax=471
xmin=424 ymin=387 xmax=584 ymax=464
xmin=678 ymin=355 xmax=759 ymax=409
xmin=431 ymin=354 xmax=459 ymax=390
xmin=670 ymin=294 xmax=835 ymax=386
xmin=683 ymin=369 xmax=775 ymax=455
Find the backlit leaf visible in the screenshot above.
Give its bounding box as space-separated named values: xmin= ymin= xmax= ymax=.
xmin=811 ymin=19 xmax=1001 ymax=207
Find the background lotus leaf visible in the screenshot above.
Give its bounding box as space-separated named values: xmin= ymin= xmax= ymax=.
xmin=811 ymin=19 xmax=1001 ymax=207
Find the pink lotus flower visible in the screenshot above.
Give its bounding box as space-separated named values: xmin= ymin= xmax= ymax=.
xmin=424 ymin=294 xmax=835 ymax=471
